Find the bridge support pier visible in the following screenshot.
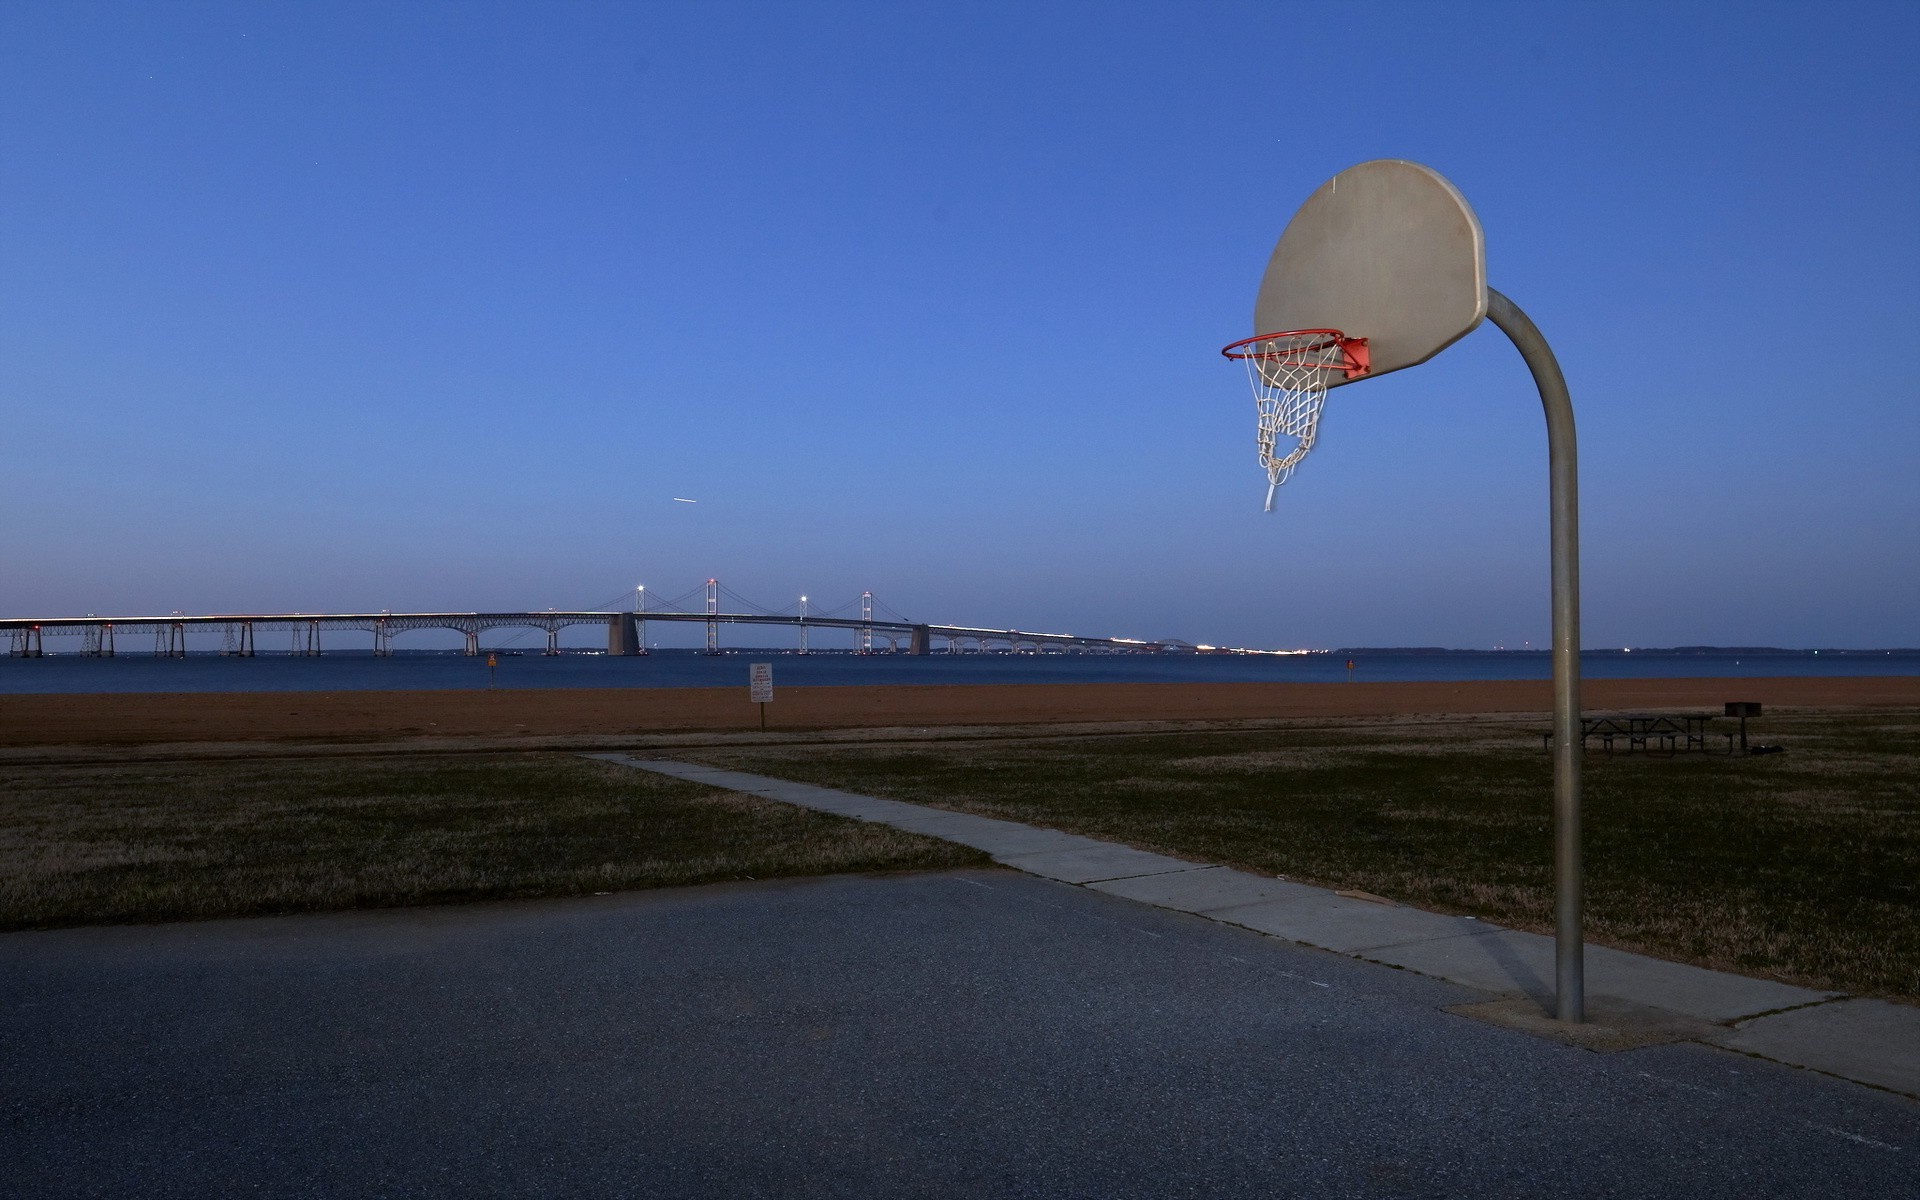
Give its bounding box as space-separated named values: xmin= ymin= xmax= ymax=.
xmin=464 ymin=629 xmax=480 ymax=656
xmin=608 ymin=614 xmax=640 ymax=656
xmin=910 ymin=625 xmax=930 ymax=656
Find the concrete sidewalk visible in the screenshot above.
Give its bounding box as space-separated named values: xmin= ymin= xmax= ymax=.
xmin=587 ymin=753 xmax=1920 ymax=1099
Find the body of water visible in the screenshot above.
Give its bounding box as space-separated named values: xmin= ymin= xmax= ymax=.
xmin=0 ymin=649 xmax=1913 ymax=695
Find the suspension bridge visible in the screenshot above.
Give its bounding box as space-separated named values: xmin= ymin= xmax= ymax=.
xmin=2 ymin=580 xmax=1268 ymax=658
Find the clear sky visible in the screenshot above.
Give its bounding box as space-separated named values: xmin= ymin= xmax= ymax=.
xmin=3 ymin=1 xmax=1915 ymax=650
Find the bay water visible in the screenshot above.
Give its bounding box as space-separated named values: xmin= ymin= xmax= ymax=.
xmin=1 ymin=648 xmax=1912 ymax=695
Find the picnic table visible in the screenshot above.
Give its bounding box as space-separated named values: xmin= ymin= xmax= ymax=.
xmin=1542 ymin=714 xmax=1728 ymax=755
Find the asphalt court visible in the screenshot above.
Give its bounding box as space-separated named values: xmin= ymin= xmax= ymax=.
xmin=3 ymin=870 xmax=1915 ymax=1198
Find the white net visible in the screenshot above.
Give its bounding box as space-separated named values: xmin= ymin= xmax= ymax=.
xmin=1237 ymin=332 xmax=1347 ymax=511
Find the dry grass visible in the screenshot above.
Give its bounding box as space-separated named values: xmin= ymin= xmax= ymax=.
xmin=0 ymin=754 xmax=987 ymax=930
xmin=685 ymin=709 xmax=1920 ymax=1002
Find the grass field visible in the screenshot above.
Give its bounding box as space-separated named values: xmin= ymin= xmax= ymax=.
xmin=682 ymin=709 xmax=1920 ymax=1002
xmin=0 ymin=753 xmax=988 ymax=930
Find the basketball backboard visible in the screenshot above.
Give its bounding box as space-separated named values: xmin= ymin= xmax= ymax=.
xmin=1227 ymin=159 xmax=1590 ymax=1027
xmin=1253 ymin=159 xmax=1487 ymax=388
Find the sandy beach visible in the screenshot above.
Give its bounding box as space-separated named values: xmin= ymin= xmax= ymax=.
xmin=2 ymin=676 xmax=1915 ymax=747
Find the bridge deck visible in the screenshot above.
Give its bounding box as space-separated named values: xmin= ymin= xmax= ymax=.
xmin=3 ymin=611 xmax=1187 ymax=657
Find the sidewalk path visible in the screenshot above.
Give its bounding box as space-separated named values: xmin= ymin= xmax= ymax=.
xmin=591 ymin=754 xmax=1920 ymax=1099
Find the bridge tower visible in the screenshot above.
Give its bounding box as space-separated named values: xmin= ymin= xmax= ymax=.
xmin=798 ymin=595 xmax=809 ymax=654
xmin=859 ymin=591 xmax=874 ymax=654
xmin=635 ymin=585 xmax=649 ymax=655
xmin=705 ymin=579 xmax=720 ymax=655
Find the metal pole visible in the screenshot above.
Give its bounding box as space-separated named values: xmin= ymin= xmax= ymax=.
xmin=1485 ymin=287 xmax=1584 ymax=1024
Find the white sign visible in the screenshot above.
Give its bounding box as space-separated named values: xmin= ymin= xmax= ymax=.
xmin=749 ymin=662 xmax=774 ymax=703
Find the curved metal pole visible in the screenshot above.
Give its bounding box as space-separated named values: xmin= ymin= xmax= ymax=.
xmin=1486 ymin=287 xmax=1584 ymax=1023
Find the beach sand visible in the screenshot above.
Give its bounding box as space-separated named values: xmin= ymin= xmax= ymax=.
xmin=2 ymin=676 xmax=1915 ymax=748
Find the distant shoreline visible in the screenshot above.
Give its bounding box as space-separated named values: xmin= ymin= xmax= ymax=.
xmin=1332 ymin=647 xmax=1920 ymax=657
xmin=3 ymin=676 xmax=1915 ymax=749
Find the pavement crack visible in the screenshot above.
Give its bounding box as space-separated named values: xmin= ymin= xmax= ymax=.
xmin=1804 ymin=1123 xmax=1901 ymax=1151
xmin=1728 ymin=994 xmax=1851 ymax=1025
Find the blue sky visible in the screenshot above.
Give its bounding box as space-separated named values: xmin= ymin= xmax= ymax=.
xmin=2 ymin=1 xmax=1915 ymax=649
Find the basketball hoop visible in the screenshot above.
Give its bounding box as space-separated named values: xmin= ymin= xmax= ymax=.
xmin=1221 ymin=330 xmax=1370 ymax=511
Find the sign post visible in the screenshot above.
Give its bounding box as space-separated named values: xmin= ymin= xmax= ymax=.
xmin=487 ymin=652 xmax=497 ymax=689
xmin=749 ymin=662 xmax=773 ymax=730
